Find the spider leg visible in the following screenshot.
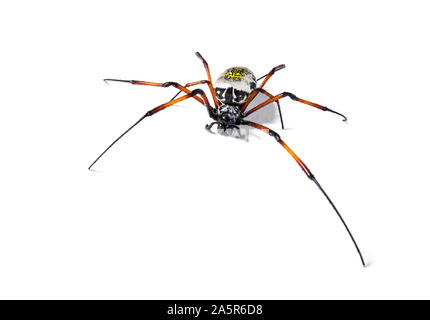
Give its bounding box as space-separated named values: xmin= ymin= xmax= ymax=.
xmin=240 ymin=64 xmax=285 ymax=113
xmin=242 ymin=120 xmax=365 ymax=267
xmin=195 ymin=52 xmax=220 ymax=108
xmin=103 ymin=79 xmax=215 ymax=114
xmin=88 ymin=89 xmax=211 ymax=170
xmin=169 ymin=80 xmax=210 ymax=102
xmin=244 ymin=92 xmax=347 ymax=121
xmin=252 ymin=88 xmax=285 ymax=130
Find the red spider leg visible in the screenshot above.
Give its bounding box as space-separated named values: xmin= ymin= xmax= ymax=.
xmin=243 ymin=120 xmax=365 ymax=267
xmin=244 ymin=92 xmax=347 ymax=121
xmin=252 ymin=88 xmax=285 ymax=129
xmin=168 ymin=80 xmax=210 ymax=102
xmin=88 ymin=89 xmax=213 ymax=170
xmin=103 ymin=79 xmax=212 ymax=108
xmin=195 ymin=52 xmax=220 ymax=108
xmin=240 ymin=64 xmax=285 ymax=113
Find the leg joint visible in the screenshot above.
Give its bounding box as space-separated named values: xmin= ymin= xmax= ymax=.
xmin=185 ymin=80 xmax=210 ymax=86
xmin=162 ymin=81 xmax=180 ymax=88
xmin=282 ymin=92 xmax=298 ymax=100
xmin=268 ymin=129 xmax=281 ymax=142
xmin=190 ymin=89 xmax=204 ymax=97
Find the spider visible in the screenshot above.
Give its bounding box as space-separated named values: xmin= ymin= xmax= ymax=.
xmin=88 ymin=52 xmax=365 ymax=267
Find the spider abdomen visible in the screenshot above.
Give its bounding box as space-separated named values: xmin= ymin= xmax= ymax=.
xmin=214 ymin=67 xmax=257 ymax=106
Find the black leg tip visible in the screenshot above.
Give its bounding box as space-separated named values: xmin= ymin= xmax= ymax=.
xmin=274 ymin=64 xmax=286 ymax=72
xmin=326 ymin=108 xmax=347 ymax=122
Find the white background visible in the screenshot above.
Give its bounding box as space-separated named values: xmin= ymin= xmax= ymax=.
xmin=1 ymin=0 xmax=429 ymax=299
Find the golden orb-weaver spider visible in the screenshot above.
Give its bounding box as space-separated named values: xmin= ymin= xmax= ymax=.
xmin=88 ymin=52 xmax=365 ymax=267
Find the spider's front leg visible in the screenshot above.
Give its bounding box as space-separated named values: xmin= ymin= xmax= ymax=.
xmin=104 ymin=79 xmax=210 ymax=109
xmin=244 ymin=91 xmax=347 ymax=122
xmin=169 ymin=80 xmax=210 ymax=102
xmin=242 ymin=120 xmax=365 ymax=267
xmin=88 ymin=89 xmax=214 ymax=170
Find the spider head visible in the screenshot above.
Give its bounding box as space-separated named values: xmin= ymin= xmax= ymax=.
xmin=218 ymin=104 xmax=242 ymax=126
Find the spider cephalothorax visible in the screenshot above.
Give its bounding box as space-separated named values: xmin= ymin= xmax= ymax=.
xmin=217 ymin=104 xmax=242 ymax=126
xmin=90 ymin=52 xmax=365 ymax=267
